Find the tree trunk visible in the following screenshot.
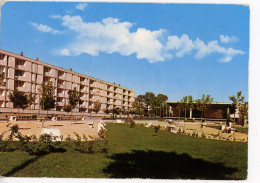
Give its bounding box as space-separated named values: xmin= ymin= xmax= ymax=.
xmin=184 ymin=108 xmax=187 ymax=121
xmin=201 ymin=108 xmax=203 ymax=127
xmin=234 ymin=109 xmax=236 ymax=125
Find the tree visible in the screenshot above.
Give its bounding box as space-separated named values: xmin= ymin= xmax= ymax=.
xmin=27 ymin=92 xmax=36 ymax=109
xmin=38 ymin=81 xmax=55 ymax=114
xmin=63 ymin=105 xmax=72 ymax=116
xmin=93 ymin=100 xmax=101 ymax=114
xmin=68 ymin=87 xmax=81 ymax=116
xmin=196 ymin=94 xmax=213 ymax=126
xmin=133 ymin=95 xmax=145 ymax=117
xmin=188 ymin=95 xmax=194 ymax=118
xmin=0 ymin=71 xmax=6 ymax=86
xmin=157 ymin=94 xmax=168 ymax=117
xmin=8 ymin=90 xmax=29 ymax=117
xmin=176 ymin=102 xmax=184 ymax=119
xmin=229 ymin=91 xmax=246 ymax=126
xmin=180 ymin=96 xmax=188 ymax=120
xmin=143 ymin=92 xmax=155 ymax=117
xmin=240 ymin=102 xmax=248 ymax=126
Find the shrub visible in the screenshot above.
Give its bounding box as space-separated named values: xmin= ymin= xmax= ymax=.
xmin=129 ymin=119 xmax=136 ymax=128
xmin=98 ymin=127 xmax=107 ymax=139
xmin=87 ymin=135 xmax=98 ymax=154
xmin=152 ymin=125 xmax=160 ymax=136
xmin=99 ymin=138 xmax=109 ymax=153
xmin=201 ymin=132 xmax=206 ymax=139
xmin=74 ymin=132 xmax=81 ymax=148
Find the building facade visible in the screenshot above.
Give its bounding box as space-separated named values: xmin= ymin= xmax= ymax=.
xmin=166 ymin=102 xmax=235 ymax=120
xmin=0 ymin=49 xmax=135 ymax=116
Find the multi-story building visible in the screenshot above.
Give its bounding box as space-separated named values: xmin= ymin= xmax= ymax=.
xmin=0 ymin=49 xmax=135 ymax=116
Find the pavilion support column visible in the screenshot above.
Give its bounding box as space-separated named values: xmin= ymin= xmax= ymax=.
xmin=189 ymin=108 xmax=192 ymax=118
xmin=227 ymin=107 xmax=230 ymax=120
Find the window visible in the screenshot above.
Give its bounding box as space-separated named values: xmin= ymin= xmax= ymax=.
xmin=57 ymin=79 xmax=64 ymax=85
xmin=58 ymin=71 xmax=64 ymax=77
xmin=0 ymin=54 xmax=4 ymax=60
xmin=44 ymin=67 xmax=51 ymax=73
xmin=43 ymin=76 xmax=50 ymax=82
xmin=56 ymin=106 xmax=62 ymax=111
xmin=57 ymin=97 xmax=63 ymax=102
xmin=0 ymin=90 xmax=4 ymax=96
xmin=0 ymin=66 xmax=5 ymax=72
xmin=15 ymin=70 xmax=24 ymax=77
xmin=15 ymin=59 xmax=25 ymax=66
xmin=80 ymin=77 xmax=85 ymax=82
xmin=14 ymin=80 xmax=24 ymax=87
xmin=57 ymin=89 xmax=63 ymax=94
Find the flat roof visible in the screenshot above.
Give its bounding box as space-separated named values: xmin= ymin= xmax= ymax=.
xmin=0 ymin=49 xmax=135 ymax=92
xmin=166 ymin=101 xmax=232 ymax=105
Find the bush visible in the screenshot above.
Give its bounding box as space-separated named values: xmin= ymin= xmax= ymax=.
xmin=152 ymin=125 xmax=161 ymax=136
xmin=130 ymin=119 xmax=136 ymax=128
xmin=87 ymin=135 xmax=98 ymax=154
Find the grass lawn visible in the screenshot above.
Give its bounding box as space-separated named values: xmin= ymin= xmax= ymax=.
xmin=236 ymin=127 xmax=248 ymax=134
xmin=0 ymin=123 xmax=247 ymax=179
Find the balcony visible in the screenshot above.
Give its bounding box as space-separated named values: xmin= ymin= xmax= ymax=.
xmin=0 ymin=59 xmax=7 ymax=66
xmin=57 ymin=84 xmax=65 ymax=89
xmin=57 ymin=93 xmax=64 ymax=97
xmin=0 ymin=95 xmax=5 ymax=100
xmin=57 ymin=102 xmax=64 ymax=106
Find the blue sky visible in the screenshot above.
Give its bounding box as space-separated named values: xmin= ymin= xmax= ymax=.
xmin=0 ymin=2 xmax=249 ymax=102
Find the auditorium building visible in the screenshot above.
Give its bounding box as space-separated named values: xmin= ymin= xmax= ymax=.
xmin=0 ymin=49 xmax=135 ymax=116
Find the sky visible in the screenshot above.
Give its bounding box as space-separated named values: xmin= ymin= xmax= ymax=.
xmin=0 ymin=2 xmax=249 ymax=102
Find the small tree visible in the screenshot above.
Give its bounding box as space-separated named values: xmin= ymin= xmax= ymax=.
xmin=229 ymin=91 xmax=246 ymax=126
xmin=93 ymin=100 xmax=101 ymax=115
xmin=8 ymin=90 xmax=29 ymax=117
xmin=38 ymin=81 xmax=55 ymax=114
xmin=63 ymin=105 xmax=72 ymax=117
xmin=68 ymin=87 xmax=81 ymax=117
xmin=196 ymin=94 xmax=213 ymax=126
xmin=27 ymin=92 xmax=36 ymax=109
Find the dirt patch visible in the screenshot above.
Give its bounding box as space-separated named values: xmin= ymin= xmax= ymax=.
xmin=0 ymin=120 xmax=100 ymax=140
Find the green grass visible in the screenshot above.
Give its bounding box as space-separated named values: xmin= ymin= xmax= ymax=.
xmin=236 ymin=127 xmax=248 ymax=134
xmin=0 ymin=123 xmax=247 ymax=179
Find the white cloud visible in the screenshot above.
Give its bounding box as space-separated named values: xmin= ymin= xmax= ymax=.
xmin=166 ymin=34 xmax=195 ymax=57
xmin=194 ymin=39 xmax=244 ymax=62
xmin=220 ymin=35 xmax=238 ymax=43
xmin=50 ymin=15 xmax=62 ymax=19
xmin=76 ymin=3 xmax=87 ymax=11
xmin=57 ymin=15 xmax=165 ymax=63
xmin=30 ymin=22 xmax=62 ymax=34
xmin=52 ymin=15 xmax=244 ymax=63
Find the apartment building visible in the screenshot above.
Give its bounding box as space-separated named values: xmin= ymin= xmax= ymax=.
xmin=0 ymin=49 xmax=135 ymax=115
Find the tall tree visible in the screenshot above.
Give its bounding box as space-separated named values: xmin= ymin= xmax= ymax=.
xmin=143 ymin=92 xmax=155 ymax=117
xmin=157 ymin=94 xmax=168 ymax=117
xmin=180 ymin=96 xmax=188 ymax=120
xmin=38 ymin=81 xmax=55 ymax=114
xmin=176 ymin=101 xmax=184 ymax=119
xmin=188 ymin=95 xmax=194 ymax=118
xmin=136 ymin=95 xmax=145 ymax=117
xmin=229 ymin=91 xmax=246 ymax=126
xmin=196 ymin=94 xmax=213 ymax=126
xmin=8 ymin=90 xmax=29 ymax=117
xmin=68 ymin=87 xmax=81 ymax=116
